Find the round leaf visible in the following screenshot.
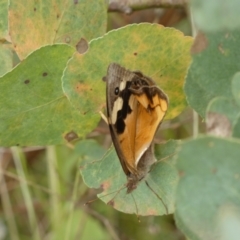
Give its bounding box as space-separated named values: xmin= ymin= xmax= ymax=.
xmin=185 ymin=31 xmax=240 ymax=117
xmin=0 ymin=45 xmax=97 ymax=146
xmin=175 ymin=136 xmax=240 ymax=240
xmin=80 ymin=140 xmax=179 ymax=216
xmin=9 ymin=0 xmax=107 ymax=59
xmin=63 ymin=23 xmax=193 ymax=120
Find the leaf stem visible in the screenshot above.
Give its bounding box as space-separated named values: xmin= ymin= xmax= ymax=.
xmin=189 ymin=6 xmax=199 ymax=138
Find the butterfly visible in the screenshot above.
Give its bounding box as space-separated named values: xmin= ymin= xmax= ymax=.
xmin=105 ymin=63 xmax=168 ymax=195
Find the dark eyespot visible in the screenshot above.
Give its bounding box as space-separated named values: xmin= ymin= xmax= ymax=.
xmin=114 ymin=87 xmax=119 ymax=95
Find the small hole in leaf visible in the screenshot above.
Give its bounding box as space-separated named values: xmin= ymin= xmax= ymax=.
xmin=178 ymin=170 xmax=185 ymax=177
xmin=76 ymin=38 xmax=88 ymax=54
xmin=212 ymin=168 xmax=217 ymax=174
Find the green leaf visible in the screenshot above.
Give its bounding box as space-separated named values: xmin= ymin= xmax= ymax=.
xmin=175 ymin=136 xmax=240 ymax=240
xmin=191 ymin=0 xmax=240 ymax=31
xmin=207 ymin=97 xmax=239 ymax=124
xmin=185 ymin=30 xmax=240 ymax=117
xmin=232 ymin=72 xmax=240 ymax=107
xmin=76 ymin=139 xmax=106 ymax=165
xmin=232 ymin=118 xmax=240 ymax=138
xmin=155 ymin=139 xmax=180 ymax=163
xmin=231 ymin=72 xmax=240 ymax=138
xmin=63 ymin=23 xmax=193 ymax=120
xmin=0 ymin=45 xmax=97 ymax=147
xmin=206 ymin=97 xmax=239 ymax=137
xmin=0 ymin=43 xmax=13 ymax=76
xmin=0 ymin=0 xmax=8 ymax=39
xmin=80 ymin=140 xmax=179 ymax=216
xmin=9 ymin=0 xmax=107 ymax=59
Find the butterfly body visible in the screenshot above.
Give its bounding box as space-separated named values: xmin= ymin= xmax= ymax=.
xmin=106 ymin=63 xmax=168 ymax=193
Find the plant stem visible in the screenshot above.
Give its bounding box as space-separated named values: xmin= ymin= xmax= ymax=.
xmin=189 ymin=6 xmax=199 ymax=138
xmin=11 ymin=146 xmax=41 ymax=240
xmin=108 ymin=0 xmax=187 ymax=13
xmin=46 ymin=145 xmax=61 ymax=236
xmin=0 ymin=151 xmax=19 ymax=240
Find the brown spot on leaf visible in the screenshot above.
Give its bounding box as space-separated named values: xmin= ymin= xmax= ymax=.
xmin=178 ymin=170 xmax=185 ymax=177
xmin=34 ymin=7 xmax=36 ymax=11
xmin=206 ymin=112 xmax=232 ymax=137
xmin=65 ymin=36 xmax=71 ymax=43
xmin=64 ymin=131 xmax=78 ymax=142
xmin=107 ymin=200 xmax=115 ymax=207
xmin=212 ymin=168 xmax=217 ymax=174
xmin=42 ymin=72 xmax=48 ymax=77
xmin=102 ymin=76 xmax=107 ymax=82
xmin=101 ymin=181 xmax=110 ymax=190
xmin=56 ymin=14 xmax=60 ymax=18
xmin=75 ymin=82 xmax=90 ymax=93
xmin=74 ymin=0 xmax=78 ymax=4
xmin=24 ymin=79 xmax=30 ymax=84
xmin=134 ymin=52 xmax=138 ymax=56
xmin=76 ymin=38 xmax=88 ymax=54
xmin=191 ymin=31 xmax=208 ymax=54
xmin=146 ymin=209 xmax=158 ymax=215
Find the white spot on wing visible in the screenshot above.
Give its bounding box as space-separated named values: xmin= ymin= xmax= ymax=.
xmin=111 ymin=98 xmax=123 ymax=124
xmin=119 ymin=80 xmax=126 ymax=91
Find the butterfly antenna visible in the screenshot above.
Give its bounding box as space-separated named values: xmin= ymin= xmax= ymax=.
xmin=107 ymin=184 xmax=127 ymax=206
xmin=157 ymin=152 xmax=177 ymax=163
xmin=145 ymin=180 xmax=169 ymax=215
xmin=131 ymin=193 xmax=140 ymax=222
xmin=84 ymin=197 xmax=99 ymax=205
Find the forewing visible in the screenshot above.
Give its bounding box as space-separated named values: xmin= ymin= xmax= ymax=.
xmin=106 ymin=63 xmax=138 ymax=175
